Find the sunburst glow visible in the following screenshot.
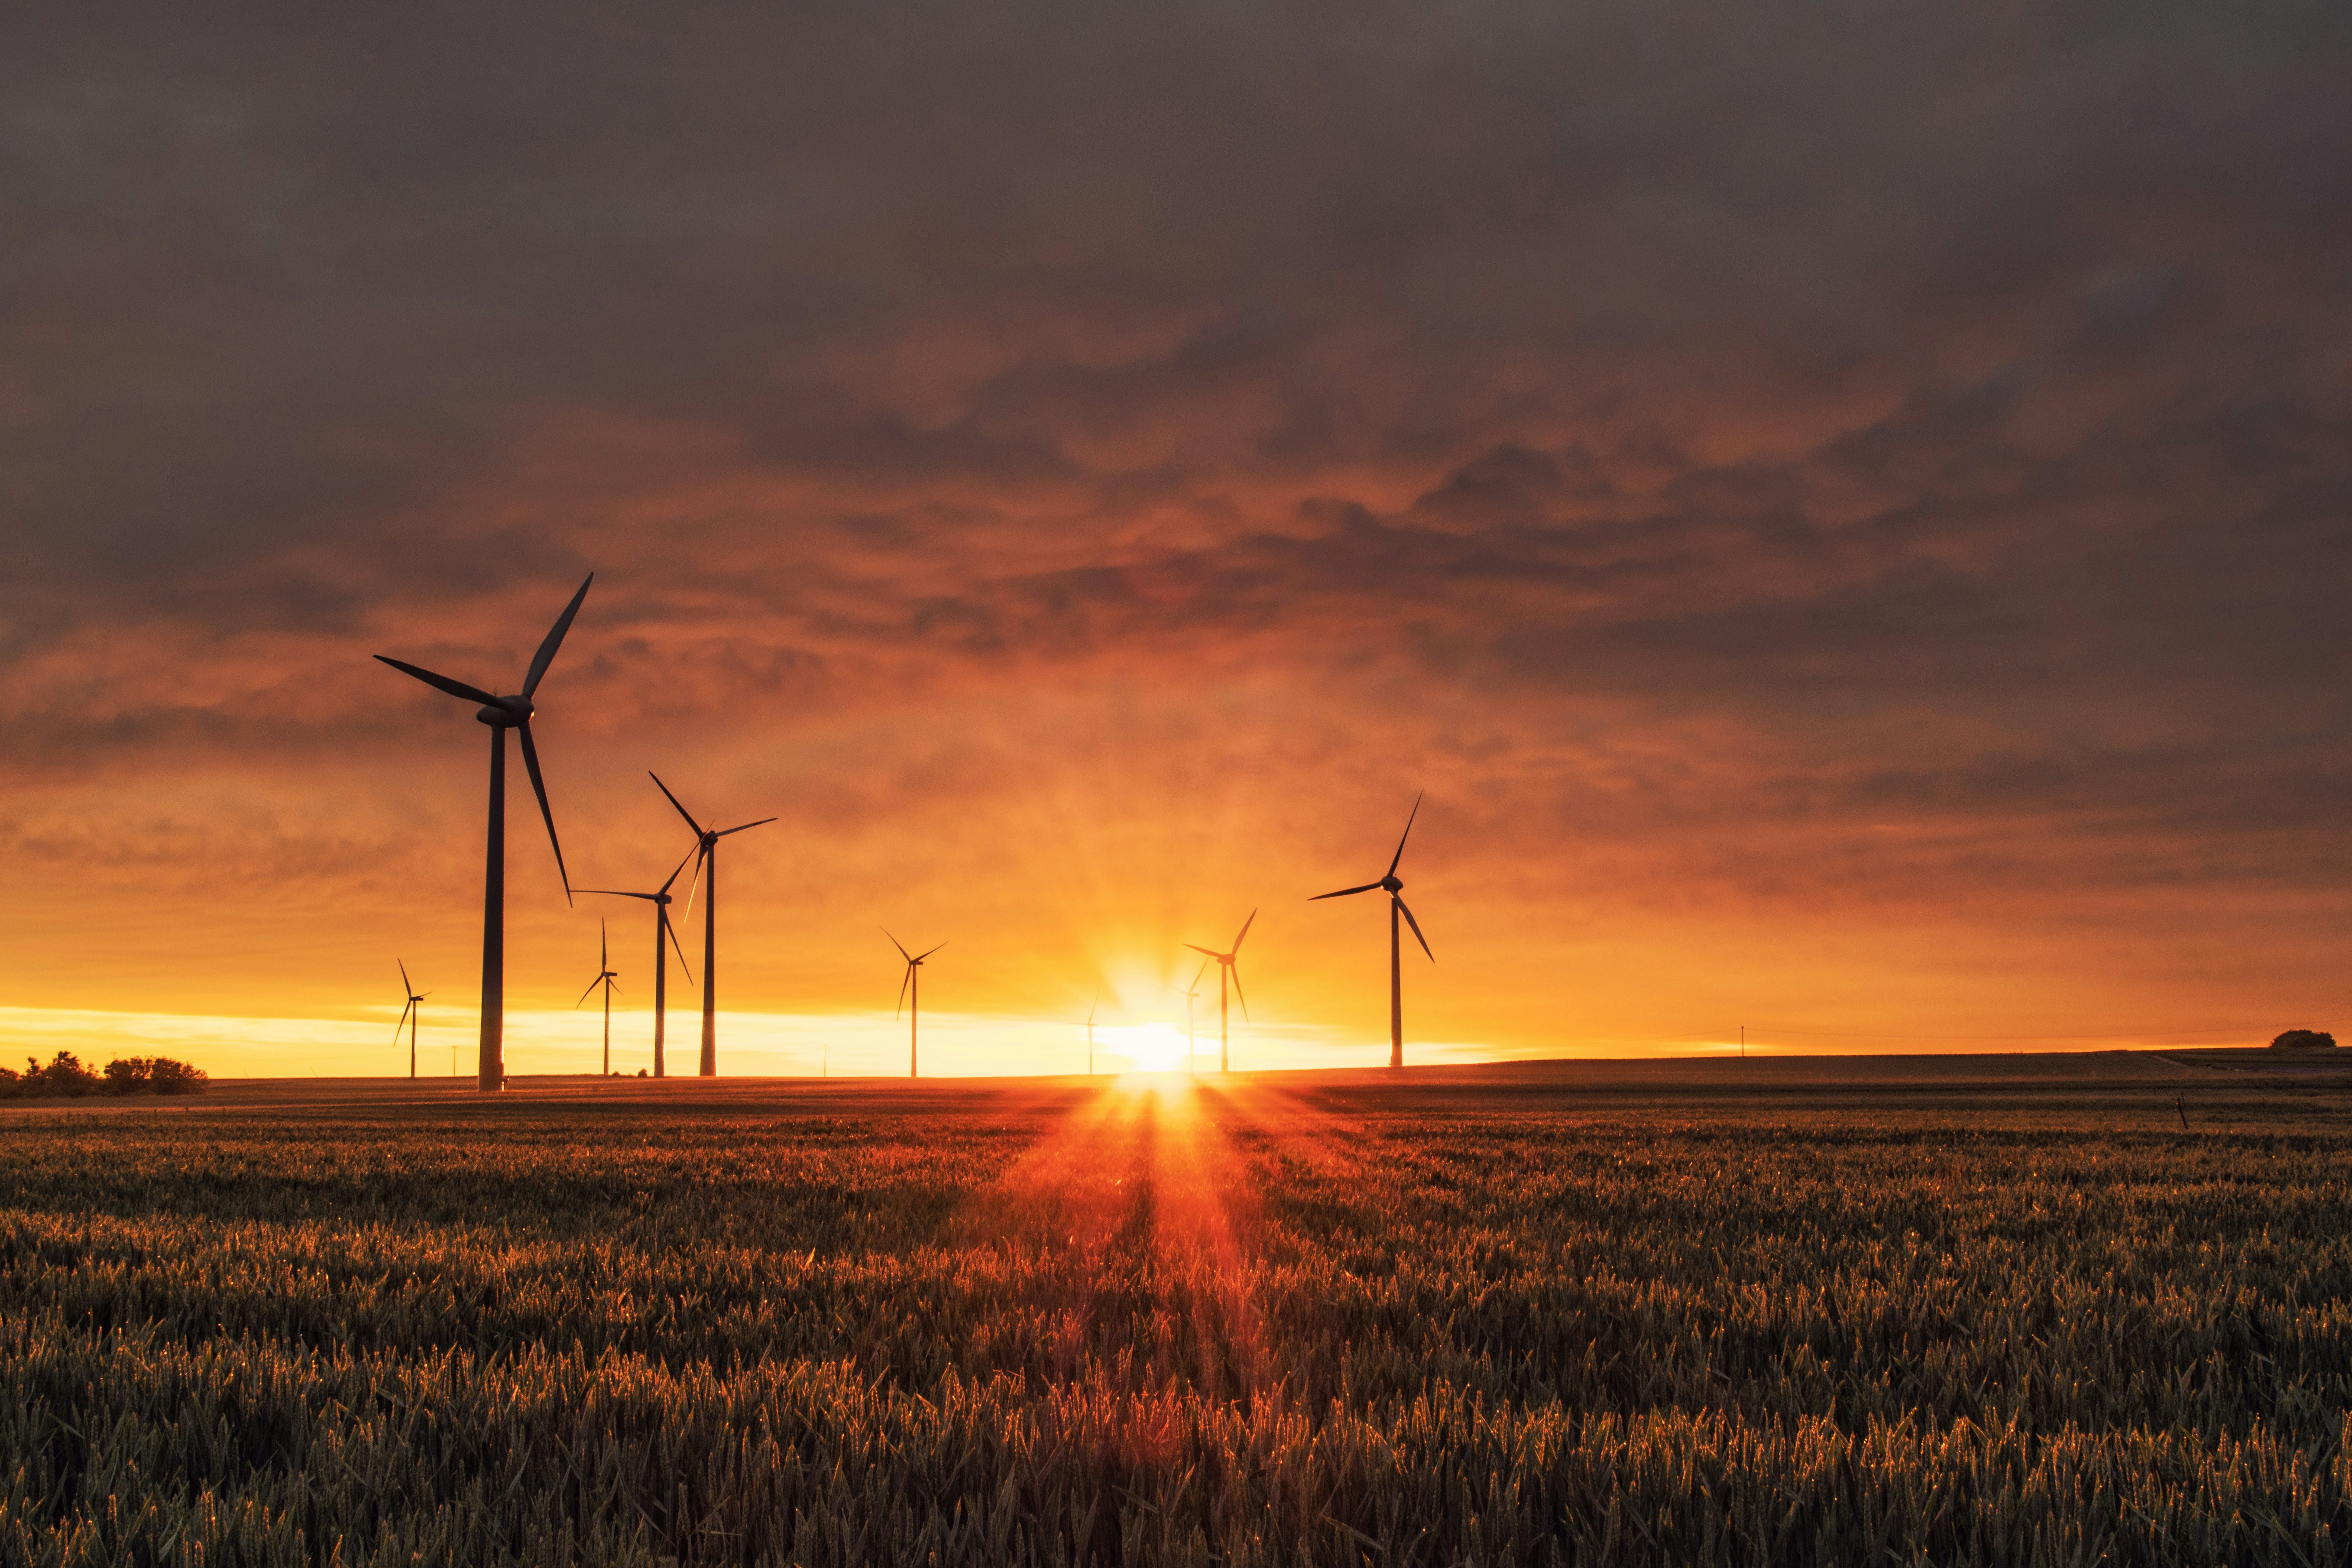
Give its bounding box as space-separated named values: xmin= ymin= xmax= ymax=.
xmin=1102 ymin=1022 xmax=1190 ymax=1074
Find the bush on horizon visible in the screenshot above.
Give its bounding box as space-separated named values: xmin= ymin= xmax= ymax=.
xmin=2270 ymin=1027 xmax=2339 ymax=1050
xmin=0 ymin=1051 xmax=207 ymax=1099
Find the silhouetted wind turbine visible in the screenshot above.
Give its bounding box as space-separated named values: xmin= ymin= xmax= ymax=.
xmin=887 ymin=932 xmax=946 ymax=1078
xmin=1311 ymin=791 xmax=1434 ymax=1068
xmin=1087 ymin=994 xmax=1098 ymax=1076
xmin=395 ymin=961 xmax=428 ymax=1079
xmin=577 ymin=919 xmax=620 ymax=1076
xmin=651 ymin=774 xmax=776 ymax=1077
xmin=376 ymin=574 xmax=590 ymax=1091
xmin=579 ymin=845 xmax=697 ymax=1077
xmin=1185 ymin=910 xmax=1255 ymax=1073
xmin=1182 ymin=959 xmax=1208 ymax=1073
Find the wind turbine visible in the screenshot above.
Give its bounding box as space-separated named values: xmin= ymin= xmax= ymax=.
xmin=394 ymin=961 xmax=427 ymax=1079
xmin=1311 ymin=791 xmax=1434 ymax=1068
xmin=577 ymin=919 xmax=620 ymax=1076
xmin=1180 ymin=960 xmax=1207 ymax=1073
xmin=579 ymin=845 xmax=697 ymax=1077
xmin=1086 ymin=993 xmax=1098 ymax=1076
xmin=886 ymin=932 xmax=946 ymax=1078
xmin=650 ymin=774 xmax=776 ymax=1077
xmin=376 ymin=574 xmax=591 ymax=1092
xmin=1185 ymin=910 xmax=1255 ymax=1073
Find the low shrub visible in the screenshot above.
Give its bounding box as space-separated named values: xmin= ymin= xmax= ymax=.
xmin=101 ymin=1056 xmax=210 ymax=1095
xmin=6 ymin=1052 xmax=206 ymax=1099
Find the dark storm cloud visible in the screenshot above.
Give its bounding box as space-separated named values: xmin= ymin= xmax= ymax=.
xmin=3 ymin=0 xmax=2350 ymax=894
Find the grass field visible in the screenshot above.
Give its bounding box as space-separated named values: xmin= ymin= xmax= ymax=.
xmin=3 ymin=1053 xmax=2348 ymax=1565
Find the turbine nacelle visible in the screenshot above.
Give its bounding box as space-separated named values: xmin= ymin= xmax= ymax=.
xmin=1381 ymin=875 xmax=1403 ymax=893
xmin=473 ymin=695 xmax=534 ymax=727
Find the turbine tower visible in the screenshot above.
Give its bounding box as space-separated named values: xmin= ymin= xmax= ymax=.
xmin=579 ymin=846 xmax=697 ymax=1077
xmin=376 ymin=575 xmax=590 ymax=1091
xmin=1086 ymin=993 xmax=1098 ymax=1076
xmin=650 ymin=774 xmax=775 ymax=1077
xmin=394 ymin=961 xmax=427 ymax=1079
xmin=1184 ymin=910 xmax=1255 ymax=1073
xmin=1311 ymin=791 xmax=1434 ymax=1068
xmin=577 ymin=918 xmax=620 ymax=1076
xmin=1181 ymin=960 xmax=1207 ymax=1073
xmin=886 ymin=932 xmax=946 ymax=1078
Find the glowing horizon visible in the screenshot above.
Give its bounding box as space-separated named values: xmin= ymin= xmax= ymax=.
xmin=0 ymin=1002 xmax=2308 ymax=1082
xmin=5 ymin=5 xmax=2349 ymax=1072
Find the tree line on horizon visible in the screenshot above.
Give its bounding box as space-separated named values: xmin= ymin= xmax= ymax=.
xmin=2 ymin=1051 xmax=207 ymax=1099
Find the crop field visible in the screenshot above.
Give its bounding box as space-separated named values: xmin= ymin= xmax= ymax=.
xmin=3 ymin=1053 xmax=2349 ymax=1566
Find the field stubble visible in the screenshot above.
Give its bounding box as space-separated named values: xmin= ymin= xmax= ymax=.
xmin=2 ymin=1054 xmax=2348 ymax=1566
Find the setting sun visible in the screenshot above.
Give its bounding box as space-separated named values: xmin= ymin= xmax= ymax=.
xmin=1104 ymin=1022 xmax=1192 ymax=1074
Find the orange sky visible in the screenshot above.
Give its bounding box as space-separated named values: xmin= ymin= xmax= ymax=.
xmin=3 ymin=3 xmax=2350 ymax=1076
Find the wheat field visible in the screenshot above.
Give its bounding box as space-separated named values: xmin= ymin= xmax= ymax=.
xmin=2 ymin=1056 xmax=2346 ymax=1565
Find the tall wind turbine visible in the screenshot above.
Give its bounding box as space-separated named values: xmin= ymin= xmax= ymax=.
xmin=1086 ymin=994 xmax=1097 ymax=1076
xmin=1185 ymin=910 xmax=1255 ymax=1073
xmin=577 ymin=919 xmax=620 ymax=1076
xmin=650 ymin=775 xmax=775 ymax=1077
xmin=887 ymin=932 xmax=946 ymax=1078
xmin=395 ymin=961 xmax=428 ymax=1079
xmin=376 ymin=575 xmax=590 ymax=1092
xmin=1311 ymin=791 xmax=1434 ymax=1068
xmin=579 ymin=845 xmax=697 ymax=1077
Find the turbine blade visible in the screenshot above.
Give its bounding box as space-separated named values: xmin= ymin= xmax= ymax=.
xmin=883 ymin=929 xmax=912 ymax=961
xmin=917 ymin=941 xmax=948 ymax=961
xmin=657 ymin=842 xmax=698 ymax=895
xmin=394 ymin=999 xmax=414 ymax=1040
xmin=649 ymin=772 xmax=705 ymax=835
xmin=600 ymin=918 xmax=608 ymax=968
xmin=663 ymin=909 xmax=695 ymax=985
xmin=1397 ymin=896 xmax=1434 ymax=961
xmin=1231 ymin=908 xmax=1257 ymax=953
xmin=1184 ymin=943 xmax=1221 ymax=959
xmin=578 ymin=888 xmax=657 ymax=900
xmin=374 ymin=655 xmax=498 ymax=706
xmin=1192 ymin=958 xmax=1211 ymax=990
xmin=522 ymin=573 xmax=594 ymax=698
xmin=1311 ymin=882 xmax=1383 ymax=901
xmin=517 ymin=721 xmax=571 ymax=902
xmin=1386 ymin=791 xmax=1424 ymax=879
xmin=398 ymin=958 xmax=412 ymax=993
xmin=895 ymin=964 xmax=912 ymax=1020
xmin=677 ymin=844 xmax=707 ymax=928
xmin=577 ymin=975 xmax=603 ymax=1007
xmin=1230 ymin=963 xmax=1249 ymax=1021
xmin=717 ymin=816 xmax=778 ymax=837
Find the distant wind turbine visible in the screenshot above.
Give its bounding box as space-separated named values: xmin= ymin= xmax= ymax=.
xmin=577 ymin=918 xmax=620 ymax=1076
xmin=394 ymin=961 xmax=428 ymax=1079
xmin=376 ymin=574 xmax=591 ymax=1091
xmin=1311 ymin=791 xmax=1434 ymax=1068
xmin=1181 ymin=960 xmax=1208 ymax=1072
xmin=579 ymin=845 xmax=697 ymax=1077
xmin=1087 ymin=994 xmax=1097 ymax=1076
xmin=886 ymin=932 xmax=946 ymax=1078
xmin=1185 ymin=910 xmax=1256 ymax=1073
xmin=651 ymin=774 xmax=776 ymax=1077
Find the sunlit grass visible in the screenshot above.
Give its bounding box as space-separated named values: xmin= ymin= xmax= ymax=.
xmin=2 ymin=1078 xmax=2347 ymax=1564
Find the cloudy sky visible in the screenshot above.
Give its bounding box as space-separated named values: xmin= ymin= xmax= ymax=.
xmin=4 ymin=1 xmax=2349 ymax=1075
